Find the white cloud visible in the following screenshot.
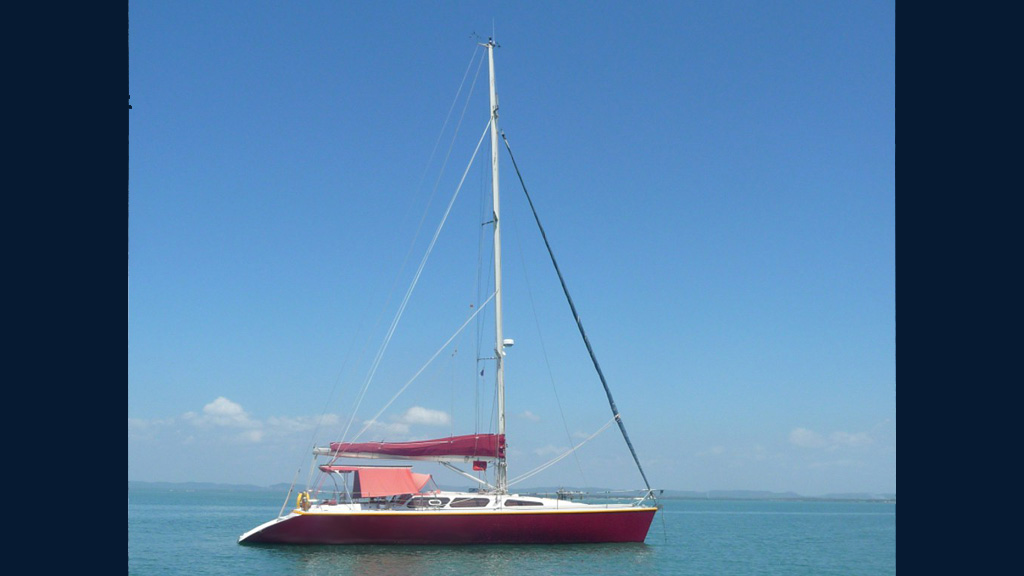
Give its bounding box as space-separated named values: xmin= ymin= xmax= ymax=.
xmin=341 ymin=406 xmax=451 ymax=443
xmin=360 ymin=419 xmax=411 ymax=437
xmin=789 ymin=427 xmax=827 ymax=448
xmin=145 ymin=397 xmax=333 ymax=445
xmin=518 ymin=411 xmax=541 ymax=422
xmin=129 ymin=399 xmax=455 ymax=461
xmin=178 ymin=397 xmax=271 ymax=444
xmin=533 ymin=444 xmax=565 ymax=457
xmin=239 ymin=429 xmax=264 ymax=443
xmin=267 ymin=414 xmax=340 ymax=433
xmin=399 ymin=406 xmax=451 ymax=427
xmin=184 ymin=397 xmax=256 ymax=428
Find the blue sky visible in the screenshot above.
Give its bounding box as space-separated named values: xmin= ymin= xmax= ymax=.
xmin=128 ymin=1 xmax=895 ymax=496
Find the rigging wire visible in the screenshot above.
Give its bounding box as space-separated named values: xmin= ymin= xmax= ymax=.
xmin=342 ymin=120 xmax=494 ymax=444
xmin=423 ymin=49 xmax=486 ymax=194
xmin=274 ymin=46 xmax=481 ymax=493
xmin=314 ymin=48 xmax=484 ymax=475
xmin=506 ymin=198 xmax=590 ymax=486
xmin=450 ymin=347 xmax=457 ymax=439
xmin=278 ymin=467 xmax=301 ymax=518
xmin=474 ymin=151 xmax=492 ymax=435
xmin=501 ymin=131 xmax=655 ymax=494
xmin=352 ymin=291 xmax=496 ymax=441
xmin=508 ymin=418 xmax=616 ymax=487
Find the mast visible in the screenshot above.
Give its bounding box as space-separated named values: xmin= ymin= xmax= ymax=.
xmin=485 ymin=38 xmax=508 ymax=494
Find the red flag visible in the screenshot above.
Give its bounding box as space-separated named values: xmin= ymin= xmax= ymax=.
xmin=472 ymin=460 xmax=487 ymax=471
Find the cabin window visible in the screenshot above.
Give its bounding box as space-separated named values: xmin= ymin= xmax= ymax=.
xmin=406 ymin=497 xmax=450 ymax=509
xmin=504 ymin=499 xmax=543 ymax=507
xmin=450 ymin=498 xmax=490 ymax=508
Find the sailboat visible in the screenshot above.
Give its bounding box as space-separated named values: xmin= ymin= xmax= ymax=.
xmin=239 ymin=39 xmax=659 ymax=545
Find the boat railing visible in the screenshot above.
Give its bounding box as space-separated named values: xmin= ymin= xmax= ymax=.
xmin=522 ymin=488 xmax=662 ymax=507
xmin=305 ymin=489 xmax=424 ymax=511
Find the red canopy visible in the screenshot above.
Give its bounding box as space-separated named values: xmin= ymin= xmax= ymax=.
xmin=318 ymin=465 xmax=432 ymax=498
xmin=328 ymin=433 xmax=505 ymax=460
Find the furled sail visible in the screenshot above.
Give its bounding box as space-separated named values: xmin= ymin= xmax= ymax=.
xmin=319 ymin=433 xmax=505 ymax=462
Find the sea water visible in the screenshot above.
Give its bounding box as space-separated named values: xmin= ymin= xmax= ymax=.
xmin=127 ymin=487 xmax=895 ymax=575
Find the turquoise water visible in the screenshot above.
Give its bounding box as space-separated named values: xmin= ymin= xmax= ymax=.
xmin=127 ymin=488 xmax=895 ymax=575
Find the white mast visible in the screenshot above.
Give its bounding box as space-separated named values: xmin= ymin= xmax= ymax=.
xmin=485 ymin=39 xmax=507 ymax=494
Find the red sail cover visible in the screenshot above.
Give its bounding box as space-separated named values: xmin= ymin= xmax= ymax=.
xmin=329 ymin=434 xmax=505 ymax=459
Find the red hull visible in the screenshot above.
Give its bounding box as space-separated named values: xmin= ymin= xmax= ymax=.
xmin=241 ymin=508 xmax=657 ymax=545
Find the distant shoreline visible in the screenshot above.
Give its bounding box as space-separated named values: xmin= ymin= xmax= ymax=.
xmin=126 ymin=480 xmax=895 ymax=502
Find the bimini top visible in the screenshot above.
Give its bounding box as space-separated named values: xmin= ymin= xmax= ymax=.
xmin=322 ymin=433 xmax=505 ymax=462
xmin=318 ymin=465 xmax=433 ymax=498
